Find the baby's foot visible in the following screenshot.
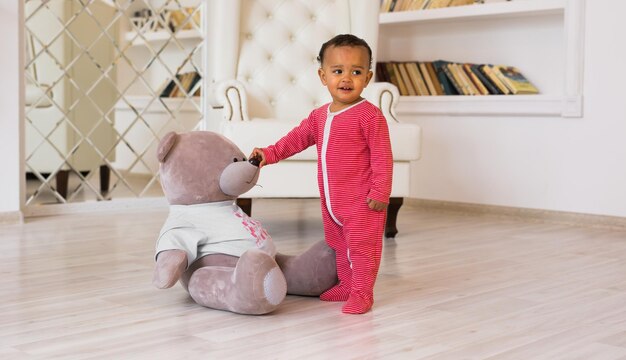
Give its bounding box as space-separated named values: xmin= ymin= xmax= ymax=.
xmin=342 ymin=291 xmax=373 ymax=314
xmin=320 ymin=283 xmax=351 ymax=302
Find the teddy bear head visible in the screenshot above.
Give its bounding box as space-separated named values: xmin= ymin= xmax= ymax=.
xmin=157 ymin=131 xmax=260 ymax=205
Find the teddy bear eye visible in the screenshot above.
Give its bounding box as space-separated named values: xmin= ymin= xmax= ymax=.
xmin=233 ymin=158 xmax=238 ymax=162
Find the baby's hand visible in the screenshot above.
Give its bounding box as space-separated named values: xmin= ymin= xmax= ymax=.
xmin=367 ymin=198 xmax=388 ymax=212
xmin=249 ymin=148 xmax=267 ymax=168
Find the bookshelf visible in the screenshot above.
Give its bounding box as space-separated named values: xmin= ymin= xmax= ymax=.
xmin=377 ymin=0 xmax=585 ymax=117
xmin=113 ymin=0 xmax=206 ymax=175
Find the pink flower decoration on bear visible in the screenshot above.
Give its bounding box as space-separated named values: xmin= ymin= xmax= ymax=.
xmin=235 ymin=209 xmax=271 ymax=246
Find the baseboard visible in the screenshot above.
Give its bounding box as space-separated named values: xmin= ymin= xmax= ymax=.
xmin=406 ymin=198 xmax=626 ymax=230
xmin=22 ymin=197 xmax=168 ymax=218
xmin=0 ymin=211 xmax=24 ymax=225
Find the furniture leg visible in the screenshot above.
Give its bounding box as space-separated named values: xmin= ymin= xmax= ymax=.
xmin=385 ymin=197 xmax=403 ymax=238
xmin=237 ymin=198 xmax=252 ymax=216
xmin=56 ymin=170 xmax=69 ymax=199
xmin=100 ymin=164 xmax=110 ymax=195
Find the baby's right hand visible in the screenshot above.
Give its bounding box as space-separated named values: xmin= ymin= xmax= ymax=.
xmin=249 ymin=148 xmax=267 ymax=168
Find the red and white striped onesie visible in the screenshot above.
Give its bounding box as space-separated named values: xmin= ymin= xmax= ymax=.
xmin=262 ymin=99 xmax=393 ymax=313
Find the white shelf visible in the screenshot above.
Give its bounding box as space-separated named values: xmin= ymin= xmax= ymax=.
xmin=395 ymin=94 xmax=583 ymax=117
xmin=115 ymin=96 xmax=201 ymax=114
xmin=125 ymin=29 xmax=202 ymax=46
xmin=379 ymin=0 xmax=566 ymax=25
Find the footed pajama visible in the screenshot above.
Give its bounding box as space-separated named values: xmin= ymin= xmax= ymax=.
xmin=263 ymin=100 xmax=393 ymax=313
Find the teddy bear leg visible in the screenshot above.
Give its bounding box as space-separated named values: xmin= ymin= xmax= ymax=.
xmin=275 ymin=240 xmax=338 ymax=296
xmin=153 ymin=249 xmax=188 ymax=289
xmin=188 ymin=249 xmax=287 ymax=314
xmin=179 ymin=253 xmax=238 ymax=292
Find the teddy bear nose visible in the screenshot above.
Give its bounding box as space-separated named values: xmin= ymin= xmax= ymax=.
xmin=249 ymin=156 xmax=261 ymax=167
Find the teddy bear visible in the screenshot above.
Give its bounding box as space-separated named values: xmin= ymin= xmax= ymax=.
xmin=152 ymin=131 xmax=337 ymax=315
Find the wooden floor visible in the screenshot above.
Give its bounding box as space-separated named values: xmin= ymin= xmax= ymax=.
xmin=2 ymin=199 xmax=626 ymax=359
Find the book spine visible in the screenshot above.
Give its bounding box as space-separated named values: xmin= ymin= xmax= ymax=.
xmin=455 ymin=63 xmax=478 ymax=95
xmin=384 ymin=62 xmax=401 ymax=94
xmin=481 ymin=65 xmax=510 ymax=94
xmin=419 ymin=62 xmax=437 ymax=95
xmin=492 ymin=65 xmax=516 ymax=94
xmin=425 ymin=62 xmax=444 ymax=95
xmin=409 ymin=62 xmax=430 ymax=95
xmin=391 ymin=62 xmax=410 ymax=95
xmin=398 ymin=63 xmax=418 ymax=95
xmin=471 ymin=64 xmax=501 ymax=95
xmin=463 ymin=63 xmax=489 ymax=95
xmin=449 ymin=63 xmax=469 ymax=95
xmin=442 ymin=63 xmax=464 ymax=95
xmin=433 ymin=60 xmax=457 ymax=95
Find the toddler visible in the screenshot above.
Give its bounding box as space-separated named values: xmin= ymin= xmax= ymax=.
xmin=250 ymin=34 xmax=393 ymax=314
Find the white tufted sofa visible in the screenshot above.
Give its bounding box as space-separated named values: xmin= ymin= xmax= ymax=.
xmin=207 ymin=0 xmax=421 ymax=237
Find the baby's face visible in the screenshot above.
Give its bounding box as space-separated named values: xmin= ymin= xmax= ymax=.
xmin=318 ymin=45 xmax=373 ymax=112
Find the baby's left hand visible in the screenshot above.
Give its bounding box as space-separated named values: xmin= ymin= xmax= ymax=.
xmin=367 ymin=198 xmax=388 ymax=212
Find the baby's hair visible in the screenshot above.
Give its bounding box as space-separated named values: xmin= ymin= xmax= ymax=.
xmin=317 ymin=34 xmax=373 ymax=70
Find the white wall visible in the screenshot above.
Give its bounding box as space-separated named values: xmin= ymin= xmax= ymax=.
xmin=409 ymin=0 xmax=626 ymax=217
xmin=1 ymin=1 xmax=625 ymax=219
xmin=0 ymin=2 xmax=23 ymax=217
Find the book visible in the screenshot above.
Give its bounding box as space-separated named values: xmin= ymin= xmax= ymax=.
xmin=187 ymin=72 xmax=202 ymax=96
xmin=480 ymin=64 xmax=510 ymax=94
xmin=380 ymin=0 xmax=393 ymax=12
xmin=463 ymin=63 xmax=489 ymax=95
xmin=396 ymin=0 xmax=410 ymax=11
xmin=159 ymin=77 xmax=176 ymax=97
xmin=496 ymin=66 xmax=539 ymax=94
xmin=397 ymin=63 xmax=418 ymax=95
xmin=160 ymin=72 xmax=202 ymax=98
xmin=456 ymin=64 xmax=480 ymax=95
xmin=448 ymin=63 xmax=469 ymax=95
xmin=406 ymin=62 xmax=430 ymax=95
xmin=432 ymin=60 xmax=458 ymax=95
xmin=442 ymin=63 xmax=464 ymax=95
xmin=166 ymin=74 xmax=183 ymax=97
xmin=427 ymin=0 xmax=452 ymax=9
xmin=169 ymin=9 xmax=200 ymax=32
xmin=419 ymin=62 xmax=437 ymax=95
xmin=385 ymin=63 xmax=408 ymax=95
xmin=376 ymin=62 xmax=390 ymax=83
xmin=182 ymin=72 xmax=195 ymax=97
xmin=179 ymin=73 xmax=192 ymax=97
xmin=392 ymin=62 xmax=411 ymax=95
xmin=491 ymin=65 xmax=512 ymax=93
xmin=449 ymin=0 xmax=475 ymax=6
xmin=384 ymin=63 xmax=401 ymax=93
xmin=407 ymin=0 xmax=427 ymax=10
xmin=425 ymin=62 xmax=444 ymax=95
xmin=470 ymin=64 xmax=502 ymax=95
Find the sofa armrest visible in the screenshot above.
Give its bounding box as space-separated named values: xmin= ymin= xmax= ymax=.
xmin=362 ymin=81 xmax=400 ymax=123
xmin=207 ymin=79 xmax=249 ymax=121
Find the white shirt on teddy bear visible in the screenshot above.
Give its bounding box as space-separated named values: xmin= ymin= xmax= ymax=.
xmin=156 ymin=200 xmax=277 ymax=266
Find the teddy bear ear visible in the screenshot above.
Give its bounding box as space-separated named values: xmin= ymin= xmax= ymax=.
xmin=157 ymin=132 xmax=178 ymax=163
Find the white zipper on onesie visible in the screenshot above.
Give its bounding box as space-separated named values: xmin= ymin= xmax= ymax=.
xmin=321 ymin=100 xmax=366 ymax=227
